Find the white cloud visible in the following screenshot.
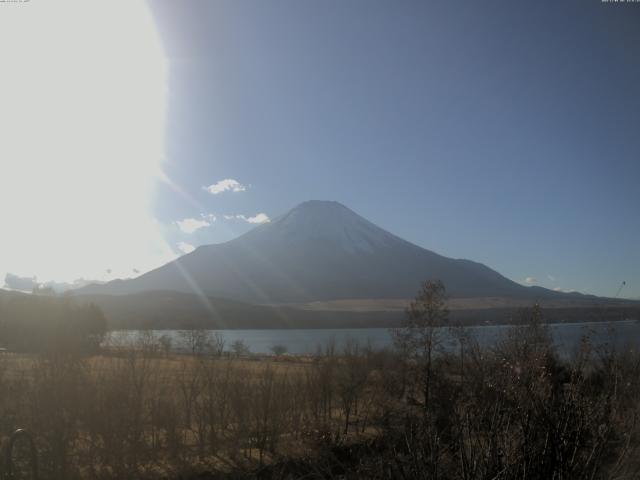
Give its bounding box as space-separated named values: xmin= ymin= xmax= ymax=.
xmin=524 ymin=276 xmax=537 ymax=285
xmin=554 ymin=287 xmax=579 ymax=294
xmin=228 ymin=213 xmax=271 ymax=224
xmin=204 ymin=179 xmax=247 ymax=195
xmin=245 ymin=213 xmax=271 ymax=224
xmin=177 ymin=242 xmax=195 ymax=254
xmin=176 ymin=217 xmax=211 ymax=234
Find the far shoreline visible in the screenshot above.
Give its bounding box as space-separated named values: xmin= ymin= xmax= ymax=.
xmin=106 ymin=305 xmax=640 ymax=331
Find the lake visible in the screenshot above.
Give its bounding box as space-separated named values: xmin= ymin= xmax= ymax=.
xmin=107 ymin=320 xmax=640 ymax=356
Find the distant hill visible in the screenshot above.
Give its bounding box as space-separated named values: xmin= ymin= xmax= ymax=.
xmin=69 ymin=290 xmax=402 ymax=329
xmin=2 ymin=286 xmax=637 ymax=330
xmin=57 ymin=290 xmax=640 ymax=330
xmin=78 ymin=200 xmax=581 ymax=303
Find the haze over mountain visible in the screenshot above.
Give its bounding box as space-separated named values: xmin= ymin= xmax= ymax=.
xmin=79 ymin=200 xmax=575 ymax=304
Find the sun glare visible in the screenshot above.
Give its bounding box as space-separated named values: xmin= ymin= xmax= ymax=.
xmin=0 ymin=0 xmax=175 ymax=285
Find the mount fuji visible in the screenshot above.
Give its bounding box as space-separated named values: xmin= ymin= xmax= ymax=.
xmin=78 ymin=200 xmax=567 ymax=304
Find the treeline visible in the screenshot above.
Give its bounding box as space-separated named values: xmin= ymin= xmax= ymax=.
xmin=1 ymin=315 xmax=639 ymax=479
xmin=0 ymin=293 xmax=106 ymax=352
xmin=0 ymin=282 xmax=639 ymax=478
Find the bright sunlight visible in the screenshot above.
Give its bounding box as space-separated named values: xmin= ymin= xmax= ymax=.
xmin=0 ymin=0 xmax=175 ymax=286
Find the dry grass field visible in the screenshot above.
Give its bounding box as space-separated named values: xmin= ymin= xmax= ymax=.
xmin=1 ymin=319 xmax=640 ymax=480
xmin=0 ymin=342 xmax=391 ymax=479
xmin=2 ymin=294 xmax=640 ymax=479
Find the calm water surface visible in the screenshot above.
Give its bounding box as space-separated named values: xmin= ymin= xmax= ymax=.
xmin=107 ymin=320 xmax=640 ymax=355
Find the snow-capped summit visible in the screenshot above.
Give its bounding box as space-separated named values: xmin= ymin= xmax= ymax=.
xmin=244 ymin=200 xmax=398 ymax=254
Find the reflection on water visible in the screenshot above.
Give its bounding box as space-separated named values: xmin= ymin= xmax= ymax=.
xmin=106 ymin=320 xmax=640 ymax=355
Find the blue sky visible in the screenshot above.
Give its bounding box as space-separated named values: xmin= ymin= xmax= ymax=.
xmin=3 ymin=1 xmax=635 ymax=298
xmin=147 ymin=0 xmax=640 ymax=298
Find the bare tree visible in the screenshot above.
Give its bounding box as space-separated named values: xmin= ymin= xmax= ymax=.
xmin=211 ymin=332 xmax=226 ymax=357
xmin=270 ymin=344 xmax=288 ymax=356
xmin=158 ymin=334 xmax=173 ymax=357
xmin=231 ymin=339 xmax=250 ymax=358
xmin=180 ymin=329 xmax=211 ymax=356
xmin=393 ymin=279 xmax=449 ymax=415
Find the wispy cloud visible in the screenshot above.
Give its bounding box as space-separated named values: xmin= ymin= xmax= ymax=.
xmin=227 ymin=213 xmax=271 ymax=224
xmin=547 ymin=274 xmax=556 ymax=282
xmin=177 ymin=242 xmax=195 ymax=254
xmin=175 ymin=216 xmax=213 ymax=234
xmin=554 ymin=287 xmax=579 ymax=294
xmin=524 ymin=276 xmax=537 ymax=285
xmin=204 ymin=179 xmax=247 ymax=195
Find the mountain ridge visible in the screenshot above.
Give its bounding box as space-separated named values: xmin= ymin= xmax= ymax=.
xmin=78 ymin=200 xmax=579 ymax=304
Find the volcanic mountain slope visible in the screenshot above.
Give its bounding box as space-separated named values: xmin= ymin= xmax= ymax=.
xmin=78 ymin=200 xmax=572 ymax=303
